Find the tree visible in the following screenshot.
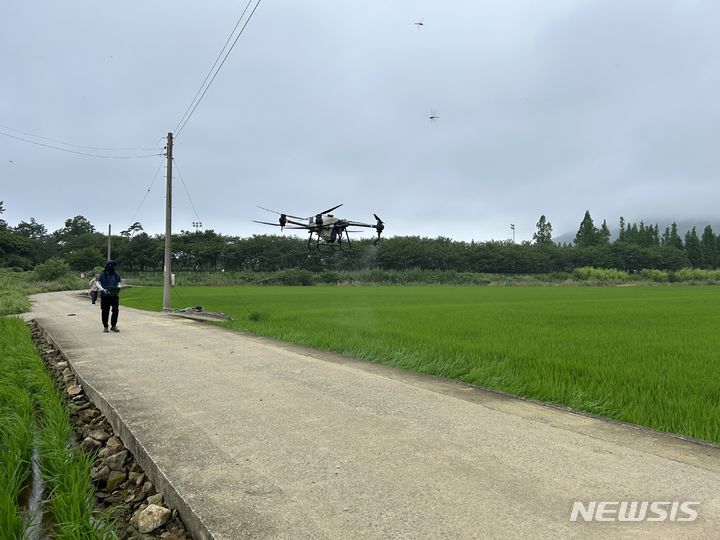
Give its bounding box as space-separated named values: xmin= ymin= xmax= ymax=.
xmin=14 ymin=218 xmax=47 ymax=239
xmin=50 ymin=215 xmax=105 ymax=263
xmin=0 ymin=229 xmax=33 ymax=268
xmin=700 ymin=225 xmax=717 ymax=268
xmin=64 ymin=246 xmax=105 ymax=271
xmin=599 ymin=220 xmax=611 ymax=244
xmin=120 ymin=222 xmax=144 ymax=238
xmin=124 ymin=232 xmax=160 ymax=271
xmin=621 ymin=221 xmax=659 ymax=247
xmin=574 ymin=211 xmax=599 ymax=247
xmin=661 ymin=222 xmax=683 ymax=250
xmin=57 ymin=215 xmax=96 ymax=237
xmin=685 ymin=227 xmax=702 ymax=267
xmin=0 ymin=202 xmax=36 ymax=267
xmin=532 ymin=215 xmax=553 ymax=245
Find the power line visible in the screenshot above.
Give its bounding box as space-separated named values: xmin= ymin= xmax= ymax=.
xmin=174 ymin=0 xmax=263 ymax=137
xmin=172 ymin=157 xmax=203 ymax=225
xmin=0 ymin=123 xmax=163 ymax=152
xmin=126 ymin=157 xmax=167 ymax=229
xmin=173 ymin=0 xmax=255 ymax=135
xmin=0 ymin=129 xmax=163 ymax=159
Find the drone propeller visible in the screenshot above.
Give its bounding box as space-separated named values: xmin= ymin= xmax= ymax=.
xmin=253 ymin=219 xmax=311 ymax=230
xmin=373 ymin=214 xmax=385 ymax=232
xmin=319 ymin=204 xmax=343 ymax=215
xmin=257 ymin=206 xmax=307 ymax=220
xmin=252 ymin=220 xmax=283 ymax=227
xmin=373 ymin=214 xmax=385 ymax=245
xmin=312 ymin=204 xmax=343 ymax=227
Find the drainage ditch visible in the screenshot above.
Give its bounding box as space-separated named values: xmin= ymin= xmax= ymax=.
xmin=28 ymin=320 xmax=193 ymax=540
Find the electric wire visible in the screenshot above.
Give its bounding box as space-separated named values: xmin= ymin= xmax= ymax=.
xmin=0 ymin=129 xmax=163 ymax=159
xmin=173 ymin=0 xmax=255 ymax=136
xmin=0 ymin=124 xmax=163 ymax=152
xmin=172 ymin=157 xmax=203 ymax=225
xmin=126 ymin=157 xmax=166 ymax=229
xmin=174 ymin=0 xmax=263 ymax=137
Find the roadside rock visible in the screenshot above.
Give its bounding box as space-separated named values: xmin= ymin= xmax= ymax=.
xmin=91 ymin=464 xmax=111 ymax=481
xmin=106 ymin=435 xmax=124 ymax=454
xmin=138 ymin=505 xmax=172 ymax=534
xmin=105 ymin=449 xmax=128 ymax=470
xmin=79 ymin=408 xmax=101 ymax=422
xmin=29 ymin=321 xmax=192 ymax=540
xmin=81 ymin=436 xmax=103 ymax=453
xmin=106 ymin=470 xmax=127 ymax=491
xmin=87 ymin=429 xmax=111 ymax=442
xmin=147 ymin=493 xmax=163 ymax=506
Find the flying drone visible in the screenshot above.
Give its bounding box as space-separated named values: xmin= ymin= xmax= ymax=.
xmin=253 ymin=204 xmax=385 ymax=251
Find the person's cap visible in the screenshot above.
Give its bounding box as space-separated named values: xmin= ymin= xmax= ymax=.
xmin=105 ymin=259 xmax=117 ymax=267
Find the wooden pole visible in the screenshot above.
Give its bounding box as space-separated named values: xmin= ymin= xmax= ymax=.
xmin=162 ymin=132 xmax=173 ymax=312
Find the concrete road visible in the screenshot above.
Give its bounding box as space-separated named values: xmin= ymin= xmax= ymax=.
xmin=26 ymin=291 xmax=720 ymax=539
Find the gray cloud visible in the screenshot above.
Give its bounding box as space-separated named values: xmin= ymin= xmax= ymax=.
xmin=2 ymin=0 xmax=719 ymax=243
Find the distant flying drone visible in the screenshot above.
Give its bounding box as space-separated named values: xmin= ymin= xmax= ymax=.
xmin=414 ymin=18 xmax=424 ymax=26
xmin=253 ymin=204 xmax=385 ymax=251
xmin=429 ymin=109 xmax=439 ymax=122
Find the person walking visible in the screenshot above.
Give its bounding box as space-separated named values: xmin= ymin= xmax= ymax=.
xmin=97 ymin=260 xmax=122 ymax=333
xmin=89 ymin=273 xmax=101 ymax=304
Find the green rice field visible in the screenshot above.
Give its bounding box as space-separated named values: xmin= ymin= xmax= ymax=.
xmin=121 ymin=285 xmax=720 ymax=443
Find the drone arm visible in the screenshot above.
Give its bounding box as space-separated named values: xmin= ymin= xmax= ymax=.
xmin=252 ymin=220 xmax=283 ymax=227
xmin=284 ymin=218 xmax=312 ymax=228
xmin=346 ymin=222 xmax=373 ymax=228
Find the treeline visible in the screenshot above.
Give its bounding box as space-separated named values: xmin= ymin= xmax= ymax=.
xmin=1 ymin=203 xmax=719 ymax=274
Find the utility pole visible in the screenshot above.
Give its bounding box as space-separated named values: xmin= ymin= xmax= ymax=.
xmin=162 ymin=132 xmax=173 ymax=312
xmin=510 ymin=224 xmax=515 ymax=244
xmin=107 ymin=224 xmax=111 ymax=261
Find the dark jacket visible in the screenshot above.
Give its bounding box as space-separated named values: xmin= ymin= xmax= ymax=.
xmin=98 ymin=269 xmax=121 ymax=297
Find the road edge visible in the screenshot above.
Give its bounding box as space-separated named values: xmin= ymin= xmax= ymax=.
xmin=33 ymin=317 xmax=215 ymax=540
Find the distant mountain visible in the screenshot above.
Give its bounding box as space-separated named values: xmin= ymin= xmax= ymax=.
xmin=553 ymin=218 xmax=720 ymax=246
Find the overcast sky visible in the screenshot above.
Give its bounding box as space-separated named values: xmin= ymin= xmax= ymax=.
xmin=2 ymin=1 xmax=719 ymax=243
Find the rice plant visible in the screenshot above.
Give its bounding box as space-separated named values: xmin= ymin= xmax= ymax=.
xmin=0 ymin=389 xmax=34 ymax=538
xmin=123 ymin=284 xmax=720 ymax=442
xmin=34 ymin=358 xmax=118 ymax=539
xmin=1 ymin=317 xmax=118 ymax=539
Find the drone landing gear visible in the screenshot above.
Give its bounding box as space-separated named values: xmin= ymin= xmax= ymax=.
xmin=307 ymin=231 xmax=352 ymax=252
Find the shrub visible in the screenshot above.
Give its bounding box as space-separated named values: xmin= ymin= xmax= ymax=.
xmin=672 ymin=267 xmax=720 ymax=282
xmin=317 ymin=271 xmax=342 ymax=284
xmin=640 ymin=269 xmax=669 ymax=282
xmin=573 ymin=266 xmax=629 ymax=282
xmin=267 ymin=269 xmax=316 ymax=286
xmin=33 ymin=258 xmax=71 ymax=282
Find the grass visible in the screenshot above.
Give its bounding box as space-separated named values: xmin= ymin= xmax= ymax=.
xmin=122 ymin=284 xmax=720 ymax=443
xmin=0 ymin=269 xmax=87 ymax=317
xmin=36 ymin=377 xmax=116 ymax=540
xmin=0 ymin=316 xmax=118 ymax=539
xmin=0 ymin=387 xmax=34 ymax=537
xmin=1 ymin=318 xmax=42 ymax=538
